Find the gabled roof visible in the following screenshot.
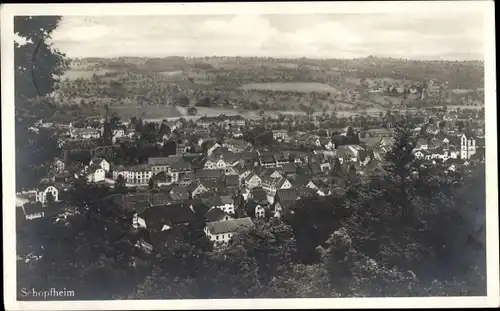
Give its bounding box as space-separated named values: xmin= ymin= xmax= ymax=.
xmin=170 ymin=160 xmax=192 ymax=171
xmin=203 ymin=196 xmax=223 ymax=207
xmin=225 ymin=175 xmax=240 ymax=187
xmin=200 ymin=179 xmax=224 ymax=190
xmin=220 ymin=195 xmax=234 ymax=205
xmin=366 ymin=128 xmax=392 ymax=135
xmin=22 ymin=202 xmax=44 ymax=216
xmin=365 ymin=137 xmax=382 ymax=148
xmin=308 ymin=163 xmax=322 ymax=174
xmin=133 ymin=200 xmax=151 ymax=214
xmin=282 ymin=163 xmax=297 ymax=174
xmin=416 ymin=138 xmax=428 ymax=146
xmin=224 ymin=139 xmax=249 ymax=148
xmin=205 ymin=207 xmax=231 ymax=222
xmin=90 ymin=157 xmax=106 ymax=164
xmin=250 ymin=187 xmax=268 ymax=202
xmin=195 ymin=169 xmax=224 ymax=179
xmin=148 ymin=156 xmax=182 ymax=166
xmin=259 ymin=153 xmax=276 ymax=163
xmin=139 ymin=203 xmax=196 ymax=230
xmin=206 ymin=217 xmax=254 ymax=234
xmin=170 ymin=186 xmax=189 ymax=201
xmin=276 ymin=188 xmax=299 ymax=202
xmin=245 ymin=173 xmax=261 ymax=182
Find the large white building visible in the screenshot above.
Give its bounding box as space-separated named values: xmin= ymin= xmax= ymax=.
xmin=113 ymin=165 xmax=152 ymax=185
xmin=460 ymin=134 xmax=476 ymax=160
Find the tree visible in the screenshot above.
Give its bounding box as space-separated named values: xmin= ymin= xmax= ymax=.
xmin=317 ymin=228 xmax=414 ymax=297
xmin=14 ymin=17 xmax=66 ymax=191
xmin=115 ymin=175 xmax=127 ymax=192
xmin=177 ymin=95 xmax=190 ymax=107
xmin=331 ymin=158 xmax=342 ymax=177
xmin=141 ymin=122 xmax=158 ymax=143
xmin=158 ymin=121 xmax=171 ymax=137
xmin=345 ymin=126 xmax=360 ymax=145
xmin=162 ymin=141 xmax=177 ymax=156
xmin=15 ymin=16 xmax=68 ymax=113
xmin=135 ymin=118 xmax=144 ymax=133
xmin=383 ymin=121 xmax=418 ymax=220
xmin=229 ymin=221 xmax=298 ymax=286
xmin=148 ymin=177 xmax=158 ymax=191
xmin=46 ymin=192 xmax=55 ymax=205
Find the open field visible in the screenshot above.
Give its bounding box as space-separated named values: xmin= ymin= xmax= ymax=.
xmin=239 ymin=82 xmax=338 ymax=93
xmin=106 ymin=105 xmax=183 ymax=119
xmin=62 ymin=69 xmax=115 ymax=80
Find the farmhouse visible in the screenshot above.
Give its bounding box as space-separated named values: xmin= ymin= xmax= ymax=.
xmin=204 ymin=217 xmax=255 ymax=245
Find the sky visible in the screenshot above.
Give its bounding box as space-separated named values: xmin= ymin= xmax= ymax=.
xmin=46 ymin=13 xmax=484 ymax=60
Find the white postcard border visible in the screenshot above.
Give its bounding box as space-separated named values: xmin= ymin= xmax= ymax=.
xmin=2 ymin=1 xmax=498 ymax=310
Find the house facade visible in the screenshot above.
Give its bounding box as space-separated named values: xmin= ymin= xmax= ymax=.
xmin=87 ymin=167 xmax=105 ymax=183
xmin=36 ymin=186 xmax=59 ymax=204
xmin=245 ymin=173 xmax=262 ymax=189
xmin=204 ymin=217 xmax=254 ymax=246
xmin=90 ymin=158 xmax=110 ymax=172
xmin=113 ymin=165 xmax=152 ymax=185
xmin=272 ymin=129 xmax=289 ymax=141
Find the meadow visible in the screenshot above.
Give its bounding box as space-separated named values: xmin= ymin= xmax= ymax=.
xmin=239 ymin=82 xmax=338 ymax=93
xmin=106 ymin=105 xmax=183 ymax=119
xmin=62 ymin=69 xmax=115 ymax=80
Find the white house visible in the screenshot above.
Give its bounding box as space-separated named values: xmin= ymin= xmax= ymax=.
xmin=204 ymin=217 xmax=255 ymax=246
xmin=414 ymin=150 xmax=427 ymax=160
xmin=89 ymin=158 xmax=110 ymax=172
xmin=261 ymin=177 xmax=292 ymax=197
xmin=207 ymin=142 xmax=221 ymax=156
xmin=237 ymin=168 xmax=252 ymax=181
xmin=36 ymin=185 xmax=59 ymax=204
xmin=87 ymin=167 xmax=105 ymax=183
xmin=132 ymin=213 xmax=148 ymax=229
xmin=222 ymin=139 xmax=250 ymax=153
xmin=415 ymin=139 xmax=429 ymax=151
xmin=272 ymin=129 xmax=289 ymax=141
xmin=190 ymin=182 xmax=208 ymax=198
xmin=209 ymin=195 xmax=235 ymax=214
xmin=204 ymin=157 xmax=227 ymax=170
xmin=112 ymin=129 xmax=125 ymax=143
xmin=315 ymin=138 xmax=334 ymax=150
xmin=245 ymin=173 xmax=262 ymax=189
xmin=306 ymin=181 xmax=319 ymax=190
xmin=53 ymin=158 xmax=65 ymax=173
xmin=255 ymin=204 xmax=266 ymax=219
xmin=203 ymin=154 xmax=239 ymax=171
xmin=347 ymin=145 xmax=365 ymax=159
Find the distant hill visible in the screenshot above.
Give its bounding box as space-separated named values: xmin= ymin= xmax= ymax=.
xmin=70 ymin=56 xmax=484 ymax=89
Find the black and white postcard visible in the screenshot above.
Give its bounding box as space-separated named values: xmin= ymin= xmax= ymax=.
xmin=2 ymin=2 xmax=498 ymax=310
